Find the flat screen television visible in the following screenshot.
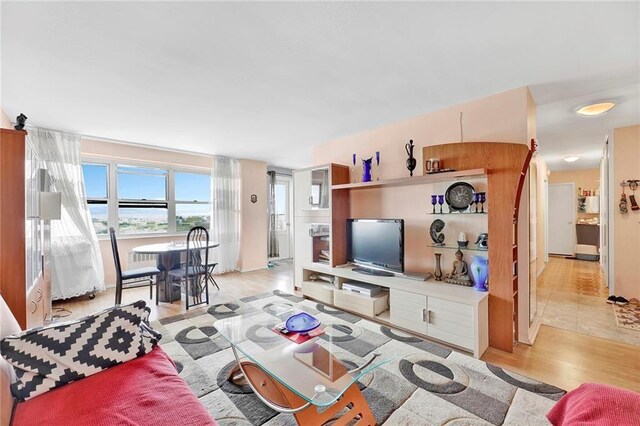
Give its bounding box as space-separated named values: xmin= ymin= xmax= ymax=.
xmin=346 ymin=219 xmax=404 ymax=276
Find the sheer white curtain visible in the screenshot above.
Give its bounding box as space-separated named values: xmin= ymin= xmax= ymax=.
xmin=27 ymin=128 xmax=105 ymax=299
xmin=209 ymin=156 xmax=241 ymax=273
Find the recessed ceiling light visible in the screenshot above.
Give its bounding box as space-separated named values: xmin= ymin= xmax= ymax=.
xmin=575 ymin=101 xmax=615 ymax=117
xmin=564 ymin=156 xmax=580 ymax=163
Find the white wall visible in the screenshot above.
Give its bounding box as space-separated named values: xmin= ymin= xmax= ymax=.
xmin=238 ymin=159 xmax=268 ymax=272
xmin=1 ymin=107 xmax=12 ymax=128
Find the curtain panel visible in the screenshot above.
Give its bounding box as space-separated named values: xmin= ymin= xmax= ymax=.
xmin=209 ymin=156 xmax=241 ymax=273
xmin=267 ymin=171 xmax=279 ymax=258
xmin=27 ymin=128 xmax=105 ymax=300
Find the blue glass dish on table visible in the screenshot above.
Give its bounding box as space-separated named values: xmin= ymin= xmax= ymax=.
xmin=286 ymin=312 xmax=321 ymax=334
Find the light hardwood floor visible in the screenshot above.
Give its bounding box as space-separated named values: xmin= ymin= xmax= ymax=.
xmin=54 ymin=259 xmax=640 ymax=393
xmin=535 ymin=257 xmax=640 ymax=346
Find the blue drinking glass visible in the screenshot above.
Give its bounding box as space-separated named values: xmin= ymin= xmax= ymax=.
xmin=438 ymin=195 xmax=445 ymax=214
xmin=431 ymin=195 xmax=438 ymax=214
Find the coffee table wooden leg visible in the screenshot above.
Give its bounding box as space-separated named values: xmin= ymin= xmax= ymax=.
xmin=241 ymin=361 xmax=376 ymax=426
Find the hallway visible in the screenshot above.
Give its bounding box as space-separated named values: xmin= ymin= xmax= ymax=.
xmin=537 ymin=257 xmax=640 ymax=346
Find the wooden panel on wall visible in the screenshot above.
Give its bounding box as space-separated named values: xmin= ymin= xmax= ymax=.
xmin=330 ymin=164 xmax=351 ymax=266
xmin=0 ymin=128 xmax=27 ymax=329
xmin=423 ymin=142 xmax=531 ymax=353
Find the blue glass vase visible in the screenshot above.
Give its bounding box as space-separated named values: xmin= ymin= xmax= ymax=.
xmin=362 ymin=157 xmax=373 ymax=182
xmin=470 ymin=256 xmax=488 ymax=292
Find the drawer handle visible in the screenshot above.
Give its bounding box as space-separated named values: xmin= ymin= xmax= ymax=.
xmin=31 ymin=300 xmax=38 ymax=314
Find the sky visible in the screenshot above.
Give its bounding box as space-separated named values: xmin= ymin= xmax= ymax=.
xmin=82 ymin=164 xmax=211 ymax=217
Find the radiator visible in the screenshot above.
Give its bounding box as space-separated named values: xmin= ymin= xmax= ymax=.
xmin=127 ymin=252 xmax=156 ymax=268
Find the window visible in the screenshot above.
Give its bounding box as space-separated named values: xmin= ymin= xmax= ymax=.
xmin=81 ymin=160 xmax=211 ymax=236
xmin=82 ymin=163 xmax=109 ymax=235
xmin=117 ymin=165 xmax=169 ymax=235
xmin=175 ymin=172 xmax=211 ymax=232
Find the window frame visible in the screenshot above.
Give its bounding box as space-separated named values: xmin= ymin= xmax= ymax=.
xmin=82 ymin=156 xmax=211 ymax=238
xmin=83 ymin=162 xmax=110 ymax=236
xmin=174 ymin=171 xmax=211 ymax=233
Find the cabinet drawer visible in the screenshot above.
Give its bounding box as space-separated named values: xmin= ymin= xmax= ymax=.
xmin=301 ymin=281 xmax=334 ymax=305
xmin=334 ymin=290 xmax=388 ymax=318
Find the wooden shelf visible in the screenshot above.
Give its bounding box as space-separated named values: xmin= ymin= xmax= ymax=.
xmin=332 ymin=168 xmax=486 ymax=190
xmin=427 ymin=211 xmax=488 ymax=216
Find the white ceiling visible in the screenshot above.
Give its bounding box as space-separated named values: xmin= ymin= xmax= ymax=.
xmin=1 ymin=1 xmax=639 ymax=169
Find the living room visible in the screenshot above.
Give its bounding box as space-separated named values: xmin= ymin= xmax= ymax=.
xmin=1 ymin=2 xmax=639 ymax=425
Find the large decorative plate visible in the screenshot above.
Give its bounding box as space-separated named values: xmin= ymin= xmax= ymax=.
xmin=286 ymin=312 xmax=321 ymax=334
xmin=445 ymin=182 xmax=475 ymax=211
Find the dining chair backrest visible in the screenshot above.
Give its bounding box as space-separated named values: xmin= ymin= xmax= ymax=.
xmin=109 ymin=227 xmax=123 ymax=281
xmin=185 ymin=226 xmax=209 ymax=276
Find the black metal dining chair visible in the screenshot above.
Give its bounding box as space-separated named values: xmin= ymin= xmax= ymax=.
xmin=205 ymin=258 xmax=220 ymax=290
xmin=109 ymin=227 xmax=161 ymax=305
xmin=167 ymin=226 xmax=210 ymax=310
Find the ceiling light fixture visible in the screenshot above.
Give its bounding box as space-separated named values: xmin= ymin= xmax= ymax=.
xmin=575 ymin=101 xmax=616 ymax=117
xmin=564 ymin=156 xmax=580 ymax=163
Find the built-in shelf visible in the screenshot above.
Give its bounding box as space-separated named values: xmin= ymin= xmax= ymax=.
xmin=332 ymin=168 xmax=486 ymax=190
xmin=375 ymin=310 xmax=391 ymax=322
xmin=429 ymin=244 xmax=489 ymax=252
xmin=427 ymin=211 xmax=488 ymax=216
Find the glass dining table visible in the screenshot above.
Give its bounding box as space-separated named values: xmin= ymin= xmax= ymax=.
xmin=214 ymin=305 xmax=394 ymax=424
xmin=132 ymin=241 xmax=219 ymax=302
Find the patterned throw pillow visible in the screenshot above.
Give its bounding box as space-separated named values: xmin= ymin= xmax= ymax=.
xmin=0 ymin=300 xmax=161 ymax=401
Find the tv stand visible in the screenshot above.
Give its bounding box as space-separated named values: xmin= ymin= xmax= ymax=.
xmin=352 ymin=267 xmax=395 ymax=277
xmin=300 ymin=263 xmax=488 ymax=358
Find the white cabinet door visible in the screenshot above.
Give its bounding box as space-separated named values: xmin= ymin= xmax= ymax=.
xmin=426 ymin=297 xmax=474 ymax=351
xmin=390 ymin=288 xmax=427 ymax=335
xmin=293 ymin=217 xmax=313 ymax=287
xmin=293 ymin=169 xmax=312 ymax=217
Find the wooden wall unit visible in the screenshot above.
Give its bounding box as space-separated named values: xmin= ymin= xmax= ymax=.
xmin=423 ymin=141 xmax=534 ymax=352
xmin=0 ymin=128 xmax=27 ymax=329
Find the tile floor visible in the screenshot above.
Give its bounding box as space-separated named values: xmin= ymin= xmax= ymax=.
xmin=535 ymin=257 xmax=640 ymax=346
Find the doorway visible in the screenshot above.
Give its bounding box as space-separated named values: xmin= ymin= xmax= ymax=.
xmin=270 ymin=176 xmax=293 ymax=260
xmin=548 ymin=183 xmax=576 ymax=255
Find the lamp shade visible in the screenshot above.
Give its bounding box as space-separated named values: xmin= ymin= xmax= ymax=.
xmin=38 ymin=192 xmax=62 ymax=220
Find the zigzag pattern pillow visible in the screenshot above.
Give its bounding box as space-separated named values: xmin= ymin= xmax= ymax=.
xmin=1 ymin=300 xmax=160 ymax=400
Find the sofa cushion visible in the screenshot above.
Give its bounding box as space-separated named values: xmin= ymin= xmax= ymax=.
xmin=547 ymin=383 xmax=640 ymax=426
xmin=11 ymin=346 xmax=217 ymax=426
xmin=1 ymin=300 xmax=159 ymax=400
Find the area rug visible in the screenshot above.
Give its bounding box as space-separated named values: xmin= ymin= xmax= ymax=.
xmin=614 ymin=301 xmax=640 ymax=331
xmin=150 ymin=290 xmax=565 ymax=425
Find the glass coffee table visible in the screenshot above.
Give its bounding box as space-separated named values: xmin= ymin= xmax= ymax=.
xmin=214 ymin=306 xmax=394 ymax=424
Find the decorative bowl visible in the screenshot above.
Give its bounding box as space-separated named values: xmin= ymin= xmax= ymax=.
xmin=457 ymin=241 xmax=469 ymax=248
xmin=285 ymin=312 xmax=321 ymax=334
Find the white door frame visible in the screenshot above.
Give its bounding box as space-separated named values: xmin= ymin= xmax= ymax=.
xmin=544 ymin=178 xmax=549 ymax=263
xmin=547 ymin=182 xmax=576 ymax=256
xmin=606 ymin=133 xmax=615 ymax=295
xmin=270 ymin=175 xmax=293 ymax=260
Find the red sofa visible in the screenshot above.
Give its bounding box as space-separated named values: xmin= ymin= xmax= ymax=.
xmin=11 ymin=346 xmax=217 ymax=426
